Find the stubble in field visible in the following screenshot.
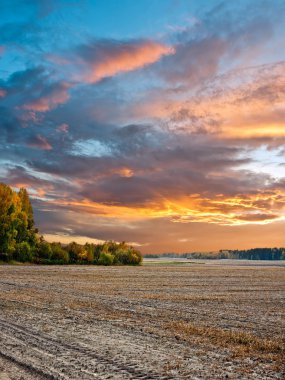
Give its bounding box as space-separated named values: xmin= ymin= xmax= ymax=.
xmin=0 ymin=262 xmax=284 ymax=379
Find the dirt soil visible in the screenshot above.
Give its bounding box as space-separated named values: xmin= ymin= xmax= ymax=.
xmin=0 ymin=263 xmax=284 ymax=379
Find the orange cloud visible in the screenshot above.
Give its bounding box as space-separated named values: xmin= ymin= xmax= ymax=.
xmin=81 ymin=40 xmax=174 ymax=83
xmin=38 ymin=188 xmax=285 ymax=227
xmin=124 ymin=62 xmax=285 ymax=139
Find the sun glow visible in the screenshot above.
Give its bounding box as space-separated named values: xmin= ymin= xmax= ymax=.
xmin=38 ymin=188 xmax=285 ymax=227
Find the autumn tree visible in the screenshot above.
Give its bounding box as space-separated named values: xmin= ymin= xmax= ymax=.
xmin=0 ymin=183 xmax=21 ymax=257
xmin=0 ymin=183 xmax=143 ymax=265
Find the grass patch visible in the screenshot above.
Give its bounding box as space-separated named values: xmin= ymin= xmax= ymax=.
xmin=167 ymin=321 xmax=284 ymax=355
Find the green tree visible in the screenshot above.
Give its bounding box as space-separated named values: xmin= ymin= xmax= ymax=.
xmin=37 ymin=241 xmax=53 ymax=261
xmin=98 ymin=251 xmax=114 ymax=266
xmin=0 ymin=183 xmax=144 ymax=265
xmin=18 ymin=188 xmax=34 ymax=229
xmin=14 ymin=241 xmax=33 ymax=262
xmin=65 ymin=241 xmax=83 ymax=263
xmin=0 ymin=183 xmax=21 ymax=256
xmin=50 ymin=243 xmax=69 ymax=264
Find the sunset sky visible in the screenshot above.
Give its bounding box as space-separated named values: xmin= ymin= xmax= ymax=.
xmin=1 ymin=0 xmax=285 ymax=253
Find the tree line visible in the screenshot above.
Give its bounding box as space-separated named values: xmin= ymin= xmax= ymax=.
xmin=144 ymin=248 xmax=285 ymax=260
xmin=0 ymin=183 xmax=142 ymax=265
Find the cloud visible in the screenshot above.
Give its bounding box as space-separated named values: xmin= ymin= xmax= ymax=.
xmin=24 ymin=117 xmax=285 ymax=227
xmin=158 ymin=37 xmax=227 ymax=86
xmin=0 ymin=89 xmax=6 ymax=97
xmin=0 ymin=67 xmax=72 ymax=115
xmin=75 ymin=39 xmax=174 ymax=83
xmin=27 ymin=134 xmax=52 ymax=150
xmin=21 ymin=81 xmax=71 ymax=112
xmin=57 ymin=123 xmax=69 ymax=133
xmin=33 ymin=201 xmax=285 ymax=253
xmin=123 ymin=61 xmax=285 ymax=140
xmin=1 ymin=0 xmax=285 ymax=252
xmin=1 ymin=165 xmax=51 ymax=197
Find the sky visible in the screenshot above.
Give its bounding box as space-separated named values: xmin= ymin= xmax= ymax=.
xmin=1 ymin=0 xmax=285 ymax=253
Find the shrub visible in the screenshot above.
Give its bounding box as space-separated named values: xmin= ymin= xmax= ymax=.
xmin=98 ymin=252 xmax=114 ymax=266
xmin=114 ymin=247 xmax=142 ymax=265
xmin=37 ymin=241 xmax=52 ymax=260
xmin=50 ymin=243 xmax=69 ymax=264
xmin=14 ymin=241 xmax=33 ymax=262
xmin=127 ymin=248 xmax=143 ymax=265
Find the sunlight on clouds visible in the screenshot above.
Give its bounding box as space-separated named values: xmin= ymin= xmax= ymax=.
xmin=2 ymin=0 xmax=285 ymax=251
xmin=44 ymin=233 xmax=105 ymax=245
xmin=223 ymin=124 xmax=285 ymax=139
xmin=80 ymin=41 xmax=175 ymax=83
xmin=44 ymin=233 xmax=145 ymax=247
xmin=41 ymin=190 xmax=285 ymax=227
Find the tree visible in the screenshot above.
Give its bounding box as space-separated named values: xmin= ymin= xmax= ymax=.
xmin=18 ymin=188 xmax=34 ymax=229
xmin=84 ymin=243 xmax=95 ymax=263
xmin=17 ymin=188 xmax=37 ymax=248
xmin=98 ymin=251 xmax=114 ymax=266
xmin=0 ymin=183 xmax=144 ymax=265
xmin=0 ymin=183 xmax=21 ymax=256
xmin=50 ymin=243 xmax=69 ymax=264
xmin=37 ymin=241 xmax=53 ymax=261
xmin=14 ymin=241 xmax=33 ymax=262
xmin=65 ymin=242 xmax=83 ymax=263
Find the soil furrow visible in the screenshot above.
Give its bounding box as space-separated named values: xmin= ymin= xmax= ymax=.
xmin=0 ymin=319 xmax=172 ymax=380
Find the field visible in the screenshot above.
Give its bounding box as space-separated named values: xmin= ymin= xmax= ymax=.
xmin=0 ymin=262 xmax=284 ymax=379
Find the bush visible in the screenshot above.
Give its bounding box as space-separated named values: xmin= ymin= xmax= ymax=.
xmin=37 ymin=241 xmax=52 ymax=260
xmin=14 ymin=241 xmax=33 ymax=262
xmin=98 ymin=252 xmax=114 ymax=266
xmin=50 ymin=243 xmax=69 ymax=264
xmin=0 ymin=252 xmax=9 ymax=262
xmin=127 ymin=248 xmax=143 ymax=265
xmin=114 ymin=247 xmax=142 ymax=265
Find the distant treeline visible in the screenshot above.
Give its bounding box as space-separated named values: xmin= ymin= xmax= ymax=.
xmin=0 ymin=183 xmax=142 ymax=265
xmin=144 ymin=248 xmax=285 ymax=260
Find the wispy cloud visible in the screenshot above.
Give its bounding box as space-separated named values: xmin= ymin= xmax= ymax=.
xmin=74 ymin=39 xmax=174 ymax=83
xmin=27 ymin=134 xmax=52 ymax=150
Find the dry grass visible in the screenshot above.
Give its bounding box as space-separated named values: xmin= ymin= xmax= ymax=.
xmin=167 ymin=320 xmax=284 ymax=354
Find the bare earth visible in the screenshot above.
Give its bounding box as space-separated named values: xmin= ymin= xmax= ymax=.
xmin=0 ymin=262 xmax=284 ymax=379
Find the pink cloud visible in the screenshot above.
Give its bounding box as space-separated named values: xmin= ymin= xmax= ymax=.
xmin=27 ymin=134 xmax=52 ymax=150
xmin=22 ymin=82 xmax=71 ymax=112
xmin=79 ymin=40 xmax=174 ymax=83
xmin=57 ymin=123 xmax=69 ymax=133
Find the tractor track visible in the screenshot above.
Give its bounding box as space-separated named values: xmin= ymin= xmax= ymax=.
xmin=0 ymin=318 xmax=172 ymax=380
